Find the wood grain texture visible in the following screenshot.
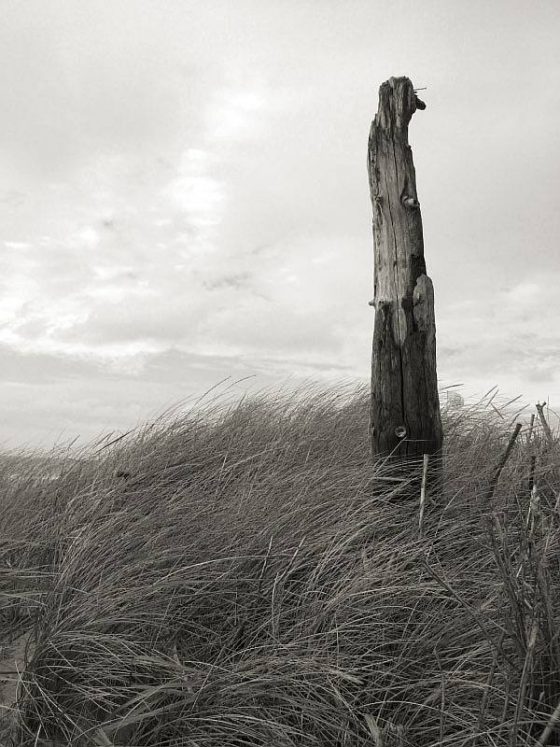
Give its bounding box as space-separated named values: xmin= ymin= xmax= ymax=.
xmin=368 ymin=76 xmax=443 ymax=459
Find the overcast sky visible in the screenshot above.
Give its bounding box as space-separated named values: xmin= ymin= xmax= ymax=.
xmin=0 ymin=0 xmax=559 ymax=448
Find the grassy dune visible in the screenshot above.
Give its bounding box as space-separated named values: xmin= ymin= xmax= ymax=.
xmin=1 ymin=386 xmax=559 ymax=746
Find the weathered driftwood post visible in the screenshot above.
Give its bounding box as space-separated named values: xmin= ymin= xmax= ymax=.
xmin=368 ymin=76 xmax=443 ymax=459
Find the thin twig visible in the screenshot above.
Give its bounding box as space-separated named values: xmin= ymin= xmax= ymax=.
xmin=484 ymin=423 xmax=523 ymax=504
xmin=419 ymin=454 xmax=429 ymax=536
xmin=536 ymin=403 xmax=554 ymax=446
xmin=477 ymin=631 xmax=506 ymax=734
xmin=528 ymin=455 xmax=537 ymax=498
xmin=527 ymin=455 xmax=538 ymax=534
xmin=535 ymin=697 xmax=560 ymax=747
xmin=511 ymin=618 xmax=539 ymax=747
xmin=528 ymin=414 xmax=536 ymax=444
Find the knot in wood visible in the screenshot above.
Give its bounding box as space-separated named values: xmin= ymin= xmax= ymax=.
xmin=401 ymin=195 xmax=419 ymax=209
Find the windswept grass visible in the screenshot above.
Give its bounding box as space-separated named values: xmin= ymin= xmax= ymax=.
xmin=1 ymin=385 xmax=559 ymax=746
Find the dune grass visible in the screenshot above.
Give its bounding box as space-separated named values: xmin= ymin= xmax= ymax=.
xmin=1 ymin=385 xmax=559 ymax=746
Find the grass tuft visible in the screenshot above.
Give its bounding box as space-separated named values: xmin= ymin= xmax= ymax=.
xmin=1 ymin=385 xmax=559 ymax=746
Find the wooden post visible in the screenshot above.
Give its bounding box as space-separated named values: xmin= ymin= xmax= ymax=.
xmin=368 ymin=76 xmax=443 ymax=459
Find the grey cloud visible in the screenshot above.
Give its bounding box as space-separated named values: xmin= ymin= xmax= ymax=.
xmin=0 ymin=345 xmax=107 ymax=386
xmin=526 ymin=367 xmax=556 ymax=384
xmin=203 ymin=272 xmax=253 ymax=291
xmin=0 ymin=4 xmax=220 ymax=182
xmin=0 ymin=345 xmax=286 ymax=448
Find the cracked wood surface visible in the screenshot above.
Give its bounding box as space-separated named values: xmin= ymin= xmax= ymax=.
xmin=368 ymin=76 xmax=443 ymax=458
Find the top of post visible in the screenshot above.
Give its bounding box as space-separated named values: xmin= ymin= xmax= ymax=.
xmin=374 ymin=76 xmax=426 ymax=135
